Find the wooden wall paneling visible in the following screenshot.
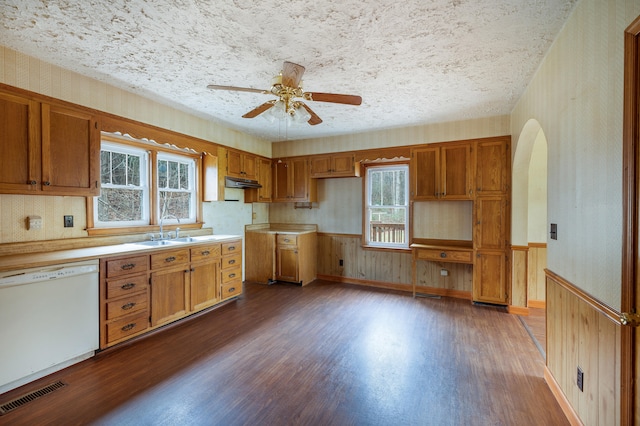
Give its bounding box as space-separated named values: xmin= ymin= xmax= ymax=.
xmin=511 ymin=246 xmax=528 ymax=308
xmin=527 ymin=245 xmax=547 ymax=304
xmin=546 ymin=273 xmax=621 ymax=425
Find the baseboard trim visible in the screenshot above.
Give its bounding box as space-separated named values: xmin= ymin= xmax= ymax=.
xmin=544 ymin=366 xmax=583 ymax=426
xmin=507 ymin=305 xmax=529 ymax=316
xmin=316 ymin=274 xmax=472 ymax=300
xmin=528 ymin=300 xmax=546 ymax=309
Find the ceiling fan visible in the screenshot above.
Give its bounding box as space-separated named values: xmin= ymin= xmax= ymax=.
xmin=207 ymin=61 xmax=362 ymax=126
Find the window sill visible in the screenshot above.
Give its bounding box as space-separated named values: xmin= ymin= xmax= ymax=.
xmin=361 ymin=244 xmax=412 ymax=254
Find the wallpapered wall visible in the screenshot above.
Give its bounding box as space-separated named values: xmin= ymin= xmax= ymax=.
xmin=511 ymin=0 xmax=640 ymax=311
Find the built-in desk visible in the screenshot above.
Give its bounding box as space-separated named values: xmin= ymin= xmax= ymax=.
xmin=410 ymin=239 xmax=473 ymax=298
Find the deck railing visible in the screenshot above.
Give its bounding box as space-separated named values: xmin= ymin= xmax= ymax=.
xmin=370 ymin=222 xmax=405 ymax=243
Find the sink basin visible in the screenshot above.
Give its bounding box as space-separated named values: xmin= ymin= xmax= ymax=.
xmin=174 ymin=235 xmax=235 ymax=243
xmin=132 ymin=240 xmax=182 ymax=247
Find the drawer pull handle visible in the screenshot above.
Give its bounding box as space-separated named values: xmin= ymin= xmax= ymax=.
xmin=121 ymin=263 xmax=136 ymax=270
xmin=228 ymin=246 xmax=236 ymax=251
xmin=440 ymin=252 xmax=447 ymax=258
xmin=122 ymin=302 xmax=136 ymax=311
xmin=228 ymin=287 xmax=236 ymax=293
xmin=201 ymin=250 xmax=210 ymax=256
xmin=165 ymin=256 xmax=176 ymax=262
xmin=121 ymin=323 xmax=136 ymax=332
xmin=228 ymin=259 xmax=236 ymax=265
xmin=229 ymin=273 xmax=236 ymax=278
xmin=121 ymin=283 xmax=136 ymax=290
xmin=284 ymin=239 xmax=290 ymax=242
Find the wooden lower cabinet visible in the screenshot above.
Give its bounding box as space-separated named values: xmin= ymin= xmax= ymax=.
xmin=473 ymin=250 xmax=508 ymax=304
xmin=99 ymin=239 xmax=243 ymax=349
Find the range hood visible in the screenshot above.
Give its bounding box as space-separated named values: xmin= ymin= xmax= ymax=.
xmin=225 ymin=176 xmax=262 ymax=189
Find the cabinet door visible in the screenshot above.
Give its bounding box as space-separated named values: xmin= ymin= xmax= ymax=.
xmin=41 ymin=103 xmax=100 ymax=196
xmin=475 ymin=139 xmax=509 ymax=195
xmin=242 ymin=154 xmax=257 ymax=181
xmin=256 ymin=157 xmax=272 ymax=202
xmin=331 ymin=154 xmax=356 ymax=177
xmin=310 ymin=155 xmax=332 ymax=178
xmin=0 ymin=92 xmax=40 ymax=193
xmin=226 ymin=150 xmax=243 ymax=178
xmin=412 ymin=147 xmax=439 ymax=200
xmin=474 ymin=196 xmax=507 ymax=250
xmin=440 ymin=144 xmax=471 ymax=199
xmin=273 ymin=160 xmax=290 ymax=201
xmin=276 ymin=246 xmax=299 ymax=283
xmin=473 ymin=251 xmax=508 ymax=304
xmin=290 ymin=158 xmax=309 ymax=201
xmin=191 ymin=260 xmax=220 ymax=311
xmin=150 ymin=267 xmax=189 ymax=326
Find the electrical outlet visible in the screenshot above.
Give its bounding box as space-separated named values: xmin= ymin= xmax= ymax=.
xmin=440 ymin=269 xmax=448 ymax=276
xmin=64 ymin=215 xmax=74 ymax=228
xmin=339 ymin=259 xmax=344 ymax=267
xmin=577 ymin=367 xmax=584 ymax=392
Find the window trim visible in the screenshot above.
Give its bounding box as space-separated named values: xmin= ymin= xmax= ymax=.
xmin=362 ymin=162 xmax=410 ymax=250
xmin=86 ymin=133 xmax=203 ymax=236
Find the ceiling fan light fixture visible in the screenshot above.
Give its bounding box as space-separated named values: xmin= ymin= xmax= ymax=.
xmin=261 ymin=100 xmax=286 ymax=122
xmin=291 ymin=103 xmax=311 ymax=124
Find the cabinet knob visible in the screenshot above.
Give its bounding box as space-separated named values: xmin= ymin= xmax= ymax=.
xmin=229 ymin=259 xmax=236 ymax=265
xmin=27 ymin=180 xmax=37 ymax=185
xmin=43 ymin=181 xmax=51 ymax=186
xmin=440 ymin=252 xmax=447 ymax=258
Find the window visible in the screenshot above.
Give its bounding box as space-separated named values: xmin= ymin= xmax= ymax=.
xmin=157 ymin=152 xmax=196 ymax=224
xmin=92 ymin=138 xmax=197 ymax=231
xmin=95 ymin=142 xmax=149 ymax=227
xmin=364 ymin=164 xmax=409 ymax=248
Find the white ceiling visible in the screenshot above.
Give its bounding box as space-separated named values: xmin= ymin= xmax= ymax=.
xmin=1 ymin=0 xmax=577 ymax=142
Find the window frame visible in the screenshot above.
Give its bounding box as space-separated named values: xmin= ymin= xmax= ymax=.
xmin=86 ymin=133 xmax=202 ymax=236
xmin=156 ymin=151 xmax=197 ymax=225
xmin=362 ymin=162 xmax=410 ymax=250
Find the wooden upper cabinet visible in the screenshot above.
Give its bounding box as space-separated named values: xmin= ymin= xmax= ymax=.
xmin=411 ymin=143 xmax=471 ymax=200
xmin=0 ymin=91 xmax=100 ymax=196
xmin=227 ymin=150 xmax=257 ymax=181
xmin=310 ymin=153 xmax=360 ymax=178
xmin=41 ymin=103 xmax=100 ymax=196
xmin=475 ymin=138 xmax=510 ymax=196
xmin=273 ymin=158 xmax=317 ymax=202
xmin=0 ymin=91 xmax=40 ymax=193
xmin=245 ymin=157 xmax=273 ymax=203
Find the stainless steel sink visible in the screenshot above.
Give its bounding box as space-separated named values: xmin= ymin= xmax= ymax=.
xmin=132 ymin=240 xmax=182 ymax=247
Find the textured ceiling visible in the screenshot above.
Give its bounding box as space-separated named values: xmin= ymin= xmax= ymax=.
xmin=1 ymin=0 xmax=577 ymax=141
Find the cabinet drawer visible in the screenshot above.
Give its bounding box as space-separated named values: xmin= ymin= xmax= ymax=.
xmin=221 ymin=282 xmax=242 ymax=299
xmin=106 ymin=312 xmax=149 ymax=343
xmin=106 ymin=274 xmax=148 ymax=299
xmin=415 ymin=248 xmax=473 ymax=264
xmin=106 ymin=292 xmax=148 ymax=320
xmin=277 ymin=234 xmax=297 ymax=246
xmin=106 ymin=255 xmax=149 ymax=278
xmin=151 ymin=249 xmax=190 ymax=269
xmin=191 ymin=244 xmax=221 ymax=262
xmin=221 ymin=266 xmax=242 ymax=283
xmin=222 ymin=240 xmax=241 ymax=255
xmin=221 ymin=252 xmax=241 ymax=270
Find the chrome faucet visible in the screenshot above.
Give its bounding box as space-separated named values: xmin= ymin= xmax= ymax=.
xmin=159 ymin=214 xmax=180 ymax=240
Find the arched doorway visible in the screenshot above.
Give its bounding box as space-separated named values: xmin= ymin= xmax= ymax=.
xmin=512 ymin=119 xmax=548 ymax=310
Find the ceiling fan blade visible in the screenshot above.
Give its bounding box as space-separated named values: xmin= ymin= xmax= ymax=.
xmin=304 ymin=92 xmax=362 ymax=106
xmin=281 ymin=61 xmax=306 ymax=88
xmin=300 ymin=103 xmax=323 ymax=125
xmin=207 ymin=84 xmax=269 ymax=94
xmin=242 ymin=101 xmax=276 ymax=118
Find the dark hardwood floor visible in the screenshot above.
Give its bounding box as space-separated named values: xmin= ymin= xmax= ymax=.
xmin=0 ymin=281 xmax=568 ymax=426
xmin=519 ymin=307 xmax=546 ymax=358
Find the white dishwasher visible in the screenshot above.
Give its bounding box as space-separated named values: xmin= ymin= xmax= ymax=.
xmin=0 ymin=260 xmax=99 ymax=394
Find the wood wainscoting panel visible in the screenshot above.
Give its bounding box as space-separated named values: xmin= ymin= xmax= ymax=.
xmin=528 ymin=244 xmax=547 ymax=305
xmin=546 ymin=271 xmax=620 ymax=426
xmin=511 ymin=246 xmax=528 ymax=308
xmin=317 ymin=233 xmax=472 ymax=298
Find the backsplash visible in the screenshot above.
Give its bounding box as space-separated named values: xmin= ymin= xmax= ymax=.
xmin=0 ymin=194 xmax=87 ymax=243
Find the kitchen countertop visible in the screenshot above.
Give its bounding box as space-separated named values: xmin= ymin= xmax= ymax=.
xmin=0 ymin=234 xmax=242 ymax=272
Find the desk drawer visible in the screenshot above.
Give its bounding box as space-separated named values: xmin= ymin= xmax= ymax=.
xmin=416 ymin=248 xmax=473 ymax=264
